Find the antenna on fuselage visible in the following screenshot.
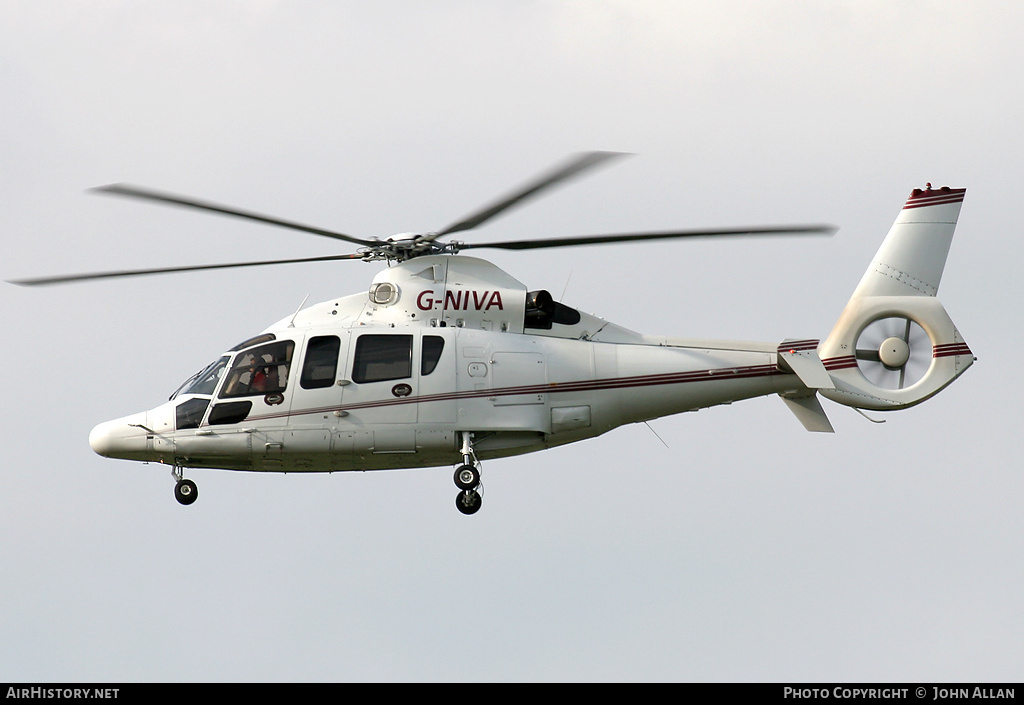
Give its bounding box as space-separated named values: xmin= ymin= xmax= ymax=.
xmin=287 ymin=294 xmax=310 ymax=328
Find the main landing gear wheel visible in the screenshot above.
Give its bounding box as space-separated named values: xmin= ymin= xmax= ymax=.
xmin=456 ymin=489 xmax=482 ymax=515
xmin=454 ymin=464 xmax=481 ymax=491
xmin=174 ymin=478 xmax=198 ymax=505
xmin=453 ymin=431 xmax=483 ymax=515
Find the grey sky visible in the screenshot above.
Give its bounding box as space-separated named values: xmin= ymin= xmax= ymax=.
xmin=2 ymin=1 xmax=1021 ymax=681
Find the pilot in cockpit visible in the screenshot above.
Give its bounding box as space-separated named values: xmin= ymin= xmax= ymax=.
xmin=248 ymin=354 xmax=268 ymax=393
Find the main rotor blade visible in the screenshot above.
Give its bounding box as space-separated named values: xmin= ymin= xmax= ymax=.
xmin=460 ymin=224 xmax=838 ymax=252
xmin=92 ymin=184 xmax=377 ymax=247
xmin=8 ymin=253 xmax=365 ymax=286
xmin=433 ymin=151 xmax=629 ymax=239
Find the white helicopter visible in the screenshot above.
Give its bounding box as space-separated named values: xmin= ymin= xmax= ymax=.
xmin=11 ymin=153 xmax=975 ymax=514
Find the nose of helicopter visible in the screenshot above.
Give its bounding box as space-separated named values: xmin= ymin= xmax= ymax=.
xmin=89 ymin=412 xmax=151 ymax=459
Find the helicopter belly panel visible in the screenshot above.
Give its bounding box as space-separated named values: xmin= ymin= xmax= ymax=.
xmin=371 ymin=428 xmax=417 ymax=453
xmin=170 ymin=429 xmax=255 ymax=471
xmin=280 ymin=427 xmax=333 ymax=453
xmin=550 ymin=405 xmax=592 ymax=433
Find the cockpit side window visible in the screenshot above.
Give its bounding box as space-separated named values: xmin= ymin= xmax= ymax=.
xmin=301 ymin=336 xmax=341 ymax=389
xmin=220 ymin=340 xmax=295 ymax=398
xmin=352 ymin=334 xmax=412 ymax=384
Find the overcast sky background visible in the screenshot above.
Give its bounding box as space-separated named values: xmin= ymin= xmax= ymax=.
xmin=2 ymin=1 xmax=1022 ymax=682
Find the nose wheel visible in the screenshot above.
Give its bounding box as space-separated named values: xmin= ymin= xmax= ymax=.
xmin=454 ymin=432 xmax=482 ymax=515
xmin=172 ymin=466 xmax=198 ymax=506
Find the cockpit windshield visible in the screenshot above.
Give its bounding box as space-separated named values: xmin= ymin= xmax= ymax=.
xmin=169 ymin=334 xmax=278 ymax=400
xmin=170 ymin=356 xmax=230 ymax=399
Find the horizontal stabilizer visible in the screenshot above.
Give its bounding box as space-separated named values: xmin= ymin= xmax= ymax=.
xmin=780 ymin=392 xmax=835 ymax=433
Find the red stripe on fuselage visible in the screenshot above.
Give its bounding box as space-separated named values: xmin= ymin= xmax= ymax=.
xmin=225 ymin=363 xmax=789 ymax=425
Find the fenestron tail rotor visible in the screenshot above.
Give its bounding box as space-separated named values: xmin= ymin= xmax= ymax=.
xmin=855 ymin=316 xmax=932 ymax=389
xmin=7 ymin=151 xmax=837 ymax=287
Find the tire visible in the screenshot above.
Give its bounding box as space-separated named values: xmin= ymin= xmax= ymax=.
xmin=453 ymin=464 xmax=480 ymax=491
xmin=456 ymin=489 xmax=482 ymax=515
xmin=174 ymin=479 xmax=198 ymax=506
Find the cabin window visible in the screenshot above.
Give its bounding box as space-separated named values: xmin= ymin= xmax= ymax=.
xmin=220 ymin=340 xmax=295 ymax=398
xmin=422 ymin=335 xmax=445 ymax=376
xmin=352 ymin=334 xmax=412 ymax=384
xmin=301 ymin=336 xmax=341 ymax=389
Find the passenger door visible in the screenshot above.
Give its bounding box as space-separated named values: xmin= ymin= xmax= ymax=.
xmin=340 ymin=332 xmax=418 ymax=453
xmin=288 ymin=332 xmax=349 ymax=425
xmin=277 ymin=332 xmax=350 ymax=458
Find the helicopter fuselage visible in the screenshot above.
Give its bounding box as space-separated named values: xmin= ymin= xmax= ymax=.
xmin=89 ymin=255 xmax=798 ymax=475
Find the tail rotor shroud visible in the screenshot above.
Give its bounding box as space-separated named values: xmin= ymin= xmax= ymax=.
xmin=855 ymin=316 xmax=931 ymax=389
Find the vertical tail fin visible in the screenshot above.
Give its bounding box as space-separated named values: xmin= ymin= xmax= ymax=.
xmin=818 ymin=186 xmax=974 ymax=411
xmin=851 ymin=185 xmax=965 ymax=298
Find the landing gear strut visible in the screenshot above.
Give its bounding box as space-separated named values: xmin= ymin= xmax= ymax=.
xmin=454 ymin=432 xmax=482 ymax=515
xmin=172 ymin=466 xmax=198 ymax=506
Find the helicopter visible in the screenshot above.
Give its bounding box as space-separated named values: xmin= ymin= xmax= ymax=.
xmin=10 ymin=153 xmax=975 ymax=514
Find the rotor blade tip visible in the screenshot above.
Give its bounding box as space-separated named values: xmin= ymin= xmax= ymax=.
xmin=88 ymin=183 xmax=127 ymax=195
